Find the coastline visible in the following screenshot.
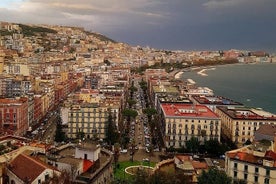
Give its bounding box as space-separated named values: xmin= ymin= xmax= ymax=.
xmin=173 ymin=62 xmax=274 ymax=79
xmin=177 ymin=62 xmax=276 ymax=114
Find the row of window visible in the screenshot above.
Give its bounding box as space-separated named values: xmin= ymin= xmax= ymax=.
xmin=167 ymin=124 xmax=219 ymax=131
xmin=167 ymin=129 xmax=219 ymax=136
xmin=234 ymin=163 xmax=270 ymax=180
xmin=168 ymin=136 xmax=218 ymax=147
xmin=167 ymin=120 xmax=220 ymax=125
xmin=70 ymin=112 xmax=108 ymax=117
xmin=69 ymin=129 xmax=106 ymax=134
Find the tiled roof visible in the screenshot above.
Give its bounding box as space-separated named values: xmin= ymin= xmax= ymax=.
xmin=265 ymin=150 xmax=276 ymax=160
xmin=227 ymin=150 xmax=276 ymax=166
xmin=161 ymin=103 xmax=219 ymax=118
xmin=192 ymin=161 xmax=208 ymax=170
xmin=83 ymin=160 xmax=95 ymax=172
xmin=8 ymin=154 xmax=54 ymax=183
xmin=227 ymin=151 xmax=259 ymax=164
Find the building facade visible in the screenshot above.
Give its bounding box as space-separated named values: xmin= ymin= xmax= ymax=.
xmin=216 ymin=106 xmax=276 ymax=144
xmin=225 ymin=143 xmax=276 ymax=184
xmin=67 ymin=104 xmax=109 ymax=139
xmin=160 ymin=103 xmax=221 ymax=148
xmin=0 ymin=97 xmax=29 ymax=136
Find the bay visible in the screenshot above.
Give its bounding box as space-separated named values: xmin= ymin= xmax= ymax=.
xmin=180 ymin=63 xmax=276 ymax=114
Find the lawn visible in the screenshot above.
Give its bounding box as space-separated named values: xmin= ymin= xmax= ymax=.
xmin=114 ymin=160 xmax=156 ymax=181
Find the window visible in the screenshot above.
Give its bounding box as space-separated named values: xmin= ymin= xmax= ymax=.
xmin=266 ymin=169 xmax=270 ymax=177
xmin=45 ymin=174 xmax=49 ymax=181
xmin=84 ymin=153 xmax=88 ymax=160
xmin=234 ymin=171 xmax=237 ymax=178
xmin=198 ymin=125 xmax=201 ymax=130
xmin=254 ymin=176 xmax=258 ymax=183
xmin=255 ymin=167 xmax=259 ymax=174
xmin=38 ymin=179 xmax=41 ymax=184
xmin=244 ymin=173 xmax=248 ymax=180
xmin=264 ymin=178 xmax=270 ymax=184
xmin=234 ymin=162 xmax=238 ymax=169
xmin=244 ymin=165 xmax=248 ymax=172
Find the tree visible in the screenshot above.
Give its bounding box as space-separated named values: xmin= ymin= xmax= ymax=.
xmin=204 ymin=139 xmax=228 ymax=156
xmin=54 ymin=116 xmax=67 ymax=142
xmin=127 ymin=99 xmax=137 ymax=108
xmin=139 ymin=80 xmax=147 ymax=91
xmin=122 ymin=109 xmax=138 ymax=124
xmin=244 ymin=139 xmax=252 ymax=146
xmin=186 ymin=136 xmax=200 ymax=154
xmin=143 ymin=108 xmax=157 ymax=121
xmin=129 ymin=85 xmax=137 ymax=99
xmin=76 ymin=131 xmax=85 ymax=140
xmin=113 ymin=143 xmax=120 ymax=171
xmin=105 ymin=110 xmax=119 ymax=146
xmin=197 ymin=168 xmax=232 ymax=184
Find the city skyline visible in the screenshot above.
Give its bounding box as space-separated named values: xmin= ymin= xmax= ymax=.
xmin=0 ymin=0 xmax=276 ymax=53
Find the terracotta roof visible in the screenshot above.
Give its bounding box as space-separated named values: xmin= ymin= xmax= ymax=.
xmin=8 ymin=154 xmax=54 ymax=183
xmin=192 ymin=161 xmax=208 ymax=169
xmin=83 ymin=160 xmax=94 ymax=172
xmin=161 ymin=103 xmax=219 ymax=118
xmin=227 ymin=151 xmax=259 ymax=164
xmin=265 ymin=150 xmax=276 ymax=160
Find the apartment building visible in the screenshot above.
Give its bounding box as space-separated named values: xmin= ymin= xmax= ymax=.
xmin=0 ymin=97 xmax=29 ymax=136
xmin=216 ymin=106 xmax=276 ymax=144
xmin=160 ymin=103 xmax=221 ymax=148
xmin=0 ymin=76 xmax=32 ymax=98
xmin=67 ymin=103 xmax=109 ymax=139
xmin=151 ymin=84 xmax=180 ymax=108
xmin=225 ymin=141 xmax=276 ymax=184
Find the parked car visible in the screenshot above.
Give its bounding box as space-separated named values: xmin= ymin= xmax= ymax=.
xmin=143 ymin=158 xmax=149 ymax=162
xmin=120 ymin=149 xmax=128 ymax=153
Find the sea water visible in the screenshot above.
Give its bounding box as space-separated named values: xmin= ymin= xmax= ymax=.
xmin=180 ymin=63 xmax=276 ymax=114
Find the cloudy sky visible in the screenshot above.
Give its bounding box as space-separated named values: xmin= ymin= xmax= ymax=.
xmin=1 ymin=0 xmax=276 ymax=53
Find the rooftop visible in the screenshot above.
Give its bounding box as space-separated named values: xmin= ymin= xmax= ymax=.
xmin=152 ymin=85 xmax=179 ymax=94
xmin=158 ymin=94 xmax=192 ymax=104
xmin=255 ymin=124 xmax=276 ymax=137
xmin=161 ymin=103 xmax=219 ymax=119
xmin=217 ymin=106 xmax=276 ymax=120
xmin=8 ymin=154 xmax=58 ymax=183
xmin=227 ymin=144 xmax=276 ymax=168
xmin=192 ymin=95 xmax=243 ymax=106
